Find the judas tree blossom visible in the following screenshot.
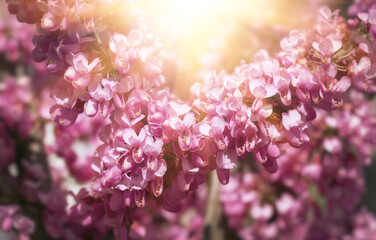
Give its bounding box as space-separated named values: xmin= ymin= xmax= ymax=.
xmin=3 ymin=0 xmax=376 ymax=239
xmin=348 ymin=0 xmax=376 ymax=17
xmin=0 ymin=205 xmax=35 ymax=240
xmin=7 ymin=0 xmax=376 ymax=214
xmin=220 ymin=91 xmax=376 ymax=240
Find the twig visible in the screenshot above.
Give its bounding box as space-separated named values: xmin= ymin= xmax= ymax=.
xmin=203 ymin=171 xmax=222 ymax=240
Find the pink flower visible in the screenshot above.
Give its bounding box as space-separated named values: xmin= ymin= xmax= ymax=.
xmin=65 ymin=53 xmax=99 ymax=89
xmin=250 ymin=203 xmax=273 ymax=221
xmin=282 ymin=110 xmax=309 ymax=147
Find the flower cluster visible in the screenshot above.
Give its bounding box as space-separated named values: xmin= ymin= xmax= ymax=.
xmin=344 ymin=208 xmax=376 ymax=240
xmin=0 ymin=77 xmax=45 ymax=240
xmin=348 ymin=0 xmax=376 ymax=17
xmin=0 ymin=3 xmax=45 ymax=73
xmin=0 ymin=8 xmax=112 ymax=239
xmin=0 ymin=3 xmax=34 ymax=62
xmin=4 ymin=0 xmax=376 ymax=238
xmin=4 ymin=0 xmax=376 ymax=208
xmin=91 ymin=4 xmax=376 ymax=216
xmin=220 ymin=91 xmax=376 ymax=239
xmin=6 ymin=0 xmax=43 ymax=24
xmin=189 ymin=5 xmax=355 ymax=186
xmin=0 ymin=77 xmax=34 ymax=169
xmin=46 ymin=113 xmax=107 ymax=183
xmin=19 ymin=0 xmax=165 ymax=128
xmin=123 ymin=187 xmax=206 ymax=240
xmin=0 ymin=205 xmax=35 ymax=240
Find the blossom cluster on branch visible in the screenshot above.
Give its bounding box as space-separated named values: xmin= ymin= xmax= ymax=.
xmin=220 ymin=91 xmax=376 ymax=240
xmin=0 ymin=8 xmax=109 ymax=239
xmin=2 ymin=0 xmax=376 ymax=239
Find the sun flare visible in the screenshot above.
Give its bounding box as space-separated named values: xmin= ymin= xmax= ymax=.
xmin=135 ymin=0 xmax=323 ymax=98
